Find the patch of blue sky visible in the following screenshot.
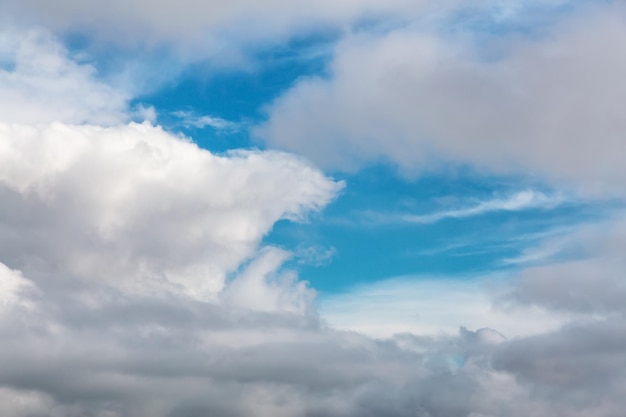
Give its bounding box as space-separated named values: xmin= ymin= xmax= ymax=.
xmin=265 ymin=165 xmax=620 ymax=294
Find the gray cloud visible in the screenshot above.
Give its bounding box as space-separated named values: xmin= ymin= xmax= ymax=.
xmin=0 ymin=0 xmax=440 ymax=48
xmin=500 ymin=219 xmax=626 ymax=314
xmin=258 ymin=2 xmax=626 ymax=195
xmin=0 ymin=282 xmax=546 ymax=417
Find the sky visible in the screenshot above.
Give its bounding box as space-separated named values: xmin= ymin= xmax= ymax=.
xmin=0 ymin=0 xmax=625 ymax=416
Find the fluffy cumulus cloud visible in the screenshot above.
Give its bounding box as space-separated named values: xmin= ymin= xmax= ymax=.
xmin=259 ymin=2 xmax=626 ymax=194
xmin=2 ymin=2 xmax=626 ymax=417
xmin=0 ymin=121 xmax=341 ymax=303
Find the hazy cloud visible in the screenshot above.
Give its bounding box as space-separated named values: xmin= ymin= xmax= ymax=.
xmin=172 ymin=110 xmax=240 ymax=132
xmin=320 ymin=276 xmax=577 ymax=339
xmin=0 ymin=0 xmax=444 ymax=48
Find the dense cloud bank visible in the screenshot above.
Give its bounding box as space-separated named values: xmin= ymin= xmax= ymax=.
xmin=3 ymin=262 xmax=626 ymax=417
xmin=1 ymin=1 xmax=626 ymax=416
xmin=2 ymin=273 xmax=626 ymax=417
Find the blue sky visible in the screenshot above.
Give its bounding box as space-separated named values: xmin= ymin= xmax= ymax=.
xmin=1 ymin=0 xmax=626 ymax=416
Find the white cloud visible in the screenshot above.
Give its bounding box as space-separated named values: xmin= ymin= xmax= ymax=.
xmin=294 ymin=243 xmax=337 ymax=266
xmin=132 ymin=103 xmax=158 ymax=123
xmin=172 ymin=110 xmax=240 ymax=131
xmin=0 ymin=121 xmax=341 ymax=302
xmin=499 ymin=217 xmax=626 ymax=314
xmin=258 ymin=3 xmax=626 ymax=195
xmin=0 ymin=28 xmax=130 ymax=125
xmin=362 ymin=190 xmax=563 ymax=225
xmin=220 ymin=246 xmax=316 ymax=314
xmin=0 ymin=263 xmax=34 ymax=312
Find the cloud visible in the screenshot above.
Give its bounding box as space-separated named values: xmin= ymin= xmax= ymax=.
xmin=500 ymin=218 xmax=626 ymax=314
xmin=220 ymin=246 xmax=316 ymax=313
xmin=0 ymin=28 xmax=130 ymax=125
xmin=132 ymin=103 xmax=158 ymax=123
xmin=0 ymin=0 xmax=444 ymax=48
xmin=0 ymin=262 xmax=34 ymax=312
xmin=493 ymin=316 xmax=626 ymax=391
xmin=0 ymin=121 xmax=341 ymax=301
xmin=294 ymin=243 xmax=337 ymax=266
xmin=258 ymin=2 xmax=626 ymax=195
xmin=317 ymin=215 xmax=626 ymax=415
xmin=361 ymin=190 xmax=563 ymax=226
xmin=172 ymin=110 xmax=240 ymax=132
xmin=2 ymin=261 xmax=621 ymax=417
xmin=403 ymin=190 xmax=562 ymax=223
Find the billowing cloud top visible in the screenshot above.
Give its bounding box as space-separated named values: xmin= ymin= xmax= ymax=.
xmin=0 ymin=122 xmax=341 ymax=303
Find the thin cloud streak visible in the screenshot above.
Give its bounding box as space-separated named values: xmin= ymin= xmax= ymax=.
xmin=172 ymin=110 xmax=241 ymax=132
xmin=354 ymin=190 xmax=565 ymax=227
xmin=403 ymin=190 xmax=563 ymax=224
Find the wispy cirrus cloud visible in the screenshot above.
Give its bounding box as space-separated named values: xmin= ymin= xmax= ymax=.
xmin=172 ymin=110 xmax=241 ymax=132
xmin=402 ymin=190 xmax=563 ymax=224
xmin=354 ymin=190 xmax=565 ymax=226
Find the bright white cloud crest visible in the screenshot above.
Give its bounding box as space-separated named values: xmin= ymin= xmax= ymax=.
xmin=0 ymin=121 xmax=341 ymax=302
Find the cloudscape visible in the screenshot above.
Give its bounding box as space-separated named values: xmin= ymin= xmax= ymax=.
xmin=0 ymin=1 xmax=625 ymax=416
